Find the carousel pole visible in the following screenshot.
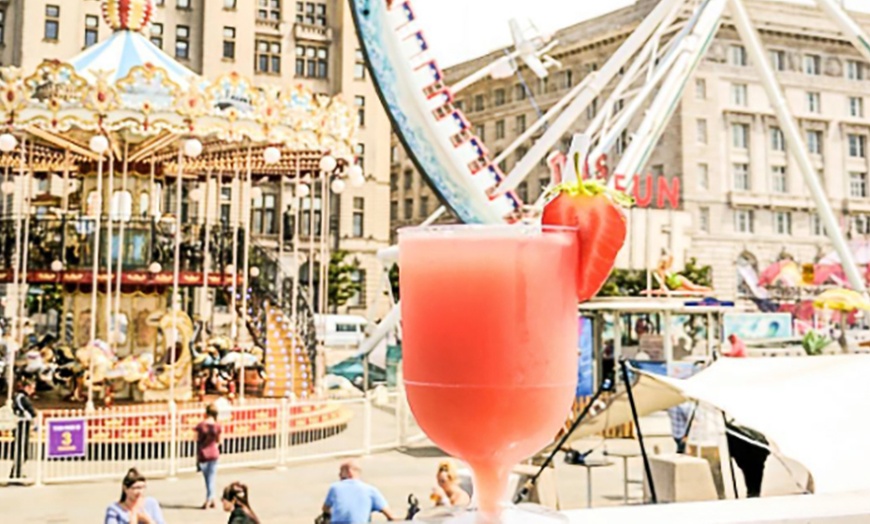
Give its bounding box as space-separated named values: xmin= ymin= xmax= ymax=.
xmin=17 ymin=140 xmax=33 ymax=361
xmin=239 ymin=145 xmax=253 ymax=404
xmin=278 ymin=173 xmax=285 ymax=306
xmin=61 ymin=150 xmax=70 ymax=214
xmin=105 ymin=152 xmax=115 ymax=353
xmin=200 ymin=168 xmax=212 ymax=353
xmin=291 ymin=155 xmax=300 ymax=327
xmin=87 ymin=134 xmax=109 ymax=413
xmin=7 ymin=138 xmax=24 ymax=401
xmin=170 ymin=142 xmax=185 ymax=406
xmin=230 ymin=161 xmax=239 ymax=343
xmin=114 ymin=141 xmax=129 ymax=353
xmin=319 ymin=172 xmax=328 ymax=316
xmin=307 ymin=177 xmax=315 ymax=312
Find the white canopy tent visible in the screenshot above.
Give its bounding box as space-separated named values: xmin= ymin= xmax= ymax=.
xmin=575 ymin=356 xmax=870 ymax=494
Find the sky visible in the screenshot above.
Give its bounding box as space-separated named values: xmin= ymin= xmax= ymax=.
xmin=411 ymin=0 xmax=870 ymax=67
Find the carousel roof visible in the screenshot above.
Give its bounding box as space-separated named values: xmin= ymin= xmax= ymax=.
xmin=70 ymin=30 xmax=197 ymax=89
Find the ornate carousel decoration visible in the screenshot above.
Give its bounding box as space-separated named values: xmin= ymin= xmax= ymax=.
xmin=0 ymin=0 xmax=358 ymax=411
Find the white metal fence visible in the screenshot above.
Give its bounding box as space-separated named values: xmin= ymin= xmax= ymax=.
xmin=0 ymin=388 xmax=423 ymax=486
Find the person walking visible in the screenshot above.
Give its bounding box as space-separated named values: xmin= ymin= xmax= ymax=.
xmin=194 ymin=403 xmax=222 ymax=509
xmin=322 ymin=460 xmax=396 ymax=523
xmin=10 ymin=378 xmax=37 ymax=479
xmin=104 ymin=468 xmax=166 ymax=524
xmin=221 ymin=481 xmax=259 ymax=524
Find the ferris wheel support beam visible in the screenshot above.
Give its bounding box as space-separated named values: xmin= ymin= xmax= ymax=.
xmin=729 ymin=0 xmax=866 ymax=295
xmin=612 ymin=0 xmax=726 ymax=183
xmin=813 ymin=0 xmax=870 ymax=62
xmin=588 ymin=0 xmax=713 ymax=163
xmin=492 ymin=0 xmax=685 ymax=197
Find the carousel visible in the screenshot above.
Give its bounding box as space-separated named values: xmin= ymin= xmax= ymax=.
xmin=0 ymin=0 xmax=358 ymax=447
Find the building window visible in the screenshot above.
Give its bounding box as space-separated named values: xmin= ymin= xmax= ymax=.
xmin=731 ymin=83 xmax=748 ymax=106
xmin=730 ymin=44 xmax=747 ymax=66
xmin=495 ymin=120 xmax=505 ymax=140
xmin=419 ymin=195 xmax=429 ymax=218
xmin=807 ymin=92 xmax=821 ymax=113
xmin=295 ymin=45 xmax=328 ymax=78
xmin=770 ymin=49 xmax=786 ymax=71
xmin=811 ymin=213 xmax=825 ymax=236
xmin=587 ymin=97 xmax=598 ymax=119
xmin=804 ymin=54 xmax=821 ymax=75
xmin=256 ymin=39 xmax=282 ymax=74
xmin=259 ymin=0 xmax=282 ymax=20
xmin=84 ymin=15 xmax=99 ymax=48
xmin=699 ymin=207 xmax=710 ymax=233
xmin=735 ymin=209 xmax=754 ymax=233
xmin=473 ymin=95 xmax=484 ymax=112
xmin=515 ymin=84 xmax=526 ymax=101
xmin=355 ymin=96 xmax=365 ymax=127
xmin=474 ymin=124 xmax=485 ymax=141
xmin=698 ymin=163 xmax=709 ymax=190
xmin=296 ymin=2 xmax=327 ymax=26
xmin=220 ymin=187 xmax=232 ymax=224
xmin=807 ymin=130 xmax=823 ymax=155
xmin=175 ymin=26 xmax=190 ymax=59
xmin=354 ymin=49 xmax=366 ymax=79
xmin=847 ymin=60 xmax=865 ymax=80
xmin=354 ymin=144 xmax=365 ymax=172
xmin=352 ymin=197 xmax=364 ymax=237
xmin=515 ymin=146 xmax=528 ymax=166
xmin=517 ymin=182 xmax=528 ymax=202
xmin=564 ymin=70 xmax=573 ymax=89
xmin=252 ymin=192 xmax=277 ymax=235
xmin=855 ymin=215 xmax=870 ymax=235
xmin=850 ymin=96 xmax=864 ymax=118
xmin=0 ymin=10 xmax=5 ymax=45
xmin=404 ymin=198 xmax=413 ymax=220
xmin=849 ymin=134 xmax=867 ymax=158
xmin=390 ymin=172 xmax=398 ymax=191
xmin=150 ymin=23 xmax=164 ymax=49
xmin=774 ymin=211 xmax=792 ymax=235
xmin=770 ymin=127 xmax=785 ymax=152
xmin=45 ymin=5 xmax=60 ymax=41
xmin=390 ymin=201 xmax=398 ymax=221
xmin=697 ymin=119 xmax=708 ymax=144
xmin=732 ymin=123 xmax=749 ymax=149
xmin=494 ymin=88 xmax=506 ymax=107
xmin=224 ymin=0 xmax=238 ymax=8
xmin=772 ymin=165 xmax=787 ymax=194
xmin=516 ymin=114 xmax=526 ymax=134
xmin=850 ymin=171 xmax=867 ymax=198
xmin=223 ymin=27 xmax=236 ymax=60
xmin=403 ymin=169 xmax=413 ymax=190
xmin=733 ymin=163 xmax=750 ymax=191
xmin=615 ymin=131 xmax=627 ymax=156
xmin=695 ymin=78 xmax=706 ymax=100
xmin=347 ymin=269 xmax=366 ymax=307
xmin=177 ymin=0 xmax=191 ymax=8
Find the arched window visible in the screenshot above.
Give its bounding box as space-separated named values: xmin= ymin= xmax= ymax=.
xmin=111 ymin=190 xmax=132 ymax=222
xmin=736 ymin=251 xmax=760 ymax=298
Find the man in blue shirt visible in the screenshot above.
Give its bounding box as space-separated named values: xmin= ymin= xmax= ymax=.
xmin=322 ymin=460 xmax=396 ymax=523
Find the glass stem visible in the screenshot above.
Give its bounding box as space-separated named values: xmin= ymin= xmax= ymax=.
xmin=471 ymin=461 xmax=510 ymax=521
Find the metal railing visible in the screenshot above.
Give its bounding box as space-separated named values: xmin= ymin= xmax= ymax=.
xmin=0 ymin=388 xmax=422 ymax=486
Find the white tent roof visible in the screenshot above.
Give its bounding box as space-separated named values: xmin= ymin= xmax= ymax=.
xmin=579 ymin=356 xmax=870 ymax=494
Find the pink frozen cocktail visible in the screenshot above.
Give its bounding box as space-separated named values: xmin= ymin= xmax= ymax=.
xmin=399 ymin=225 xmax=579 ymax=521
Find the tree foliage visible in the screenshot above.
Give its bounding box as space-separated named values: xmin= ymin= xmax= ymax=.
xmin=328 ymin=250 xmax=362 ymax=309
xmin=388 ymin=264 xmax=400 ymax=301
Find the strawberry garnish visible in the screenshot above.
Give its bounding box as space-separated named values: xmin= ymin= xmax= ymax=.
xmin=542 ymin=180 xmax=632 ymax=302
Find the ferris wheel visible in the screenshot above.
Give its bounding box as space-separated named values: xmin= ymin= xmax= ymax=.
xmin=350 ymin=0 xmax=870 ymax=354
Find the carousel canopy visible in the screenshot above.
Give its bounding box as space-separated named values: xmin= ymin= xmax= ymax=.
xmin=70 ymin=30 xmax=197 ymax=89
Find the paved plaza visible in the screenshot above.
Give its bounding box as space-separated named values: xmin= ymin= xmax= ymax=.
xmin=0 ymin=414 xmax=805 ymax=523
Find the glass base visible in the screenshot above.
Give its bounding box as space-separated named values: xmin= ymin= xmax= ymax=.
xmin=412 ymin=504 xmax=568 ymax=523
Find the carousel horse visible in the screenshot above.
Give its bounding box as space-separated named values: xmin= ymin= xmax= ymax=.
xmin=653 ymin=249 xmax=713 ymax=294
xmin=138 ymin=310 xmax=194 ymax=392
xmin=191 ymin=335 xmax=234 ymax=393
xmin=73 ymin=340 xmax=115 ymax=402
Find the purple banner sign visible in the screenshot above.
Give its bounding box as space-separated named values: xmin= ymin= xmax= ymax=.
xmin=47 ymin=419 xmax=87 ymax=459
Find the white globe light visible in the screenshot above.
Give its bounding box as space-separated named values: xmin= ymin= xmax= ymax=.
xmin=319 ymin=155 xmax=337 ymax=172
xmin=0 ymin=133 xmax=17 ymax=153
xmin=331 ymin=178 xmax=346 ymax=194
xmin=184 ymin=138 xmax=203 ymax=158
xmin=148 ymin=261 xmax=162 ymax=274
xmin=348 ymin=164 xmax=363 ymax=179
xmin=224 ymin=264 xmax=235 ymax=274
xmin=1 ymin=180 xmax=14 ymax=194
xmin=189 ymin=187 xmax=202 ymax=201
xmin=350 ymin=174 xmax=365 ymax=188
xmin=250 ymin=187 xmax=263 ymax=201
xmin=89 ymin=135 xmax=109 ymax=154
xmin=250 ymin=267 xmax=261 ymax=278
xmin=50 ymin=260 xmax=64 ymax=272
xmin=263 ymin=146 xmax=281 ymax=165
xmin=296 ymin=183 xmax=310 ymax=198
